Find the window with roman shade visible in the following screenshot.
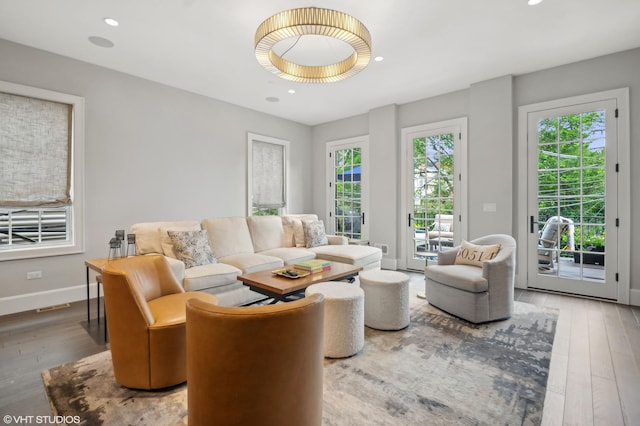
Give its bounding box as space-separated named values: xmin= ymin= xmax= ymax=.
xmin=0 ymin=92 xmax=72 ymax=207
xmin=247 ymin=134 xmax=288 ymax=216
xmin=0 ymin=80 xmax=84 ymax=260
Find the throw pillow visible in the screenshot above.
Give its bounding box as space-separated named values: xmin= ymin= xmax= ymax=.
xmin=160 ymin=224 xmax=201 ymax=258
xmin=282 ymin=216 xmax=303 ymax=247
xmin=454 ymin=240 xmax=501 ymax=267
xmin=302 ymin=220 xmax=328 ymax=248
xmin=167 ymin=229 xmax=217 ymax=268
xmin=432 ymin=222 xmax=451 ymax=232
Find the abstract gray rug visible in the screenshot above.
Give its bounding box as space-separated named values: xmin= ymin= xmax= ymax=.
xmin=43 ymin=300 xmax=557 ymax=425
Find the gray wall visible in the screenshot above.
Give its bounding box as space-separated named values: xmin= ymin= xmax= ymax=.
xmin=0 ymin=39 xmax=312 ymax=308
xmin=311 ymin=47 xmax=640 ymax=299
xmin=1 ymin=38 xmax=638 ymax=312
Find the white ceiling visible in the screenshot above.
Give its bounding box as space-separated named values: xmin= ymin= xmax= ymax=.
xmin=1 ymin=0 xmax=639 ymax=126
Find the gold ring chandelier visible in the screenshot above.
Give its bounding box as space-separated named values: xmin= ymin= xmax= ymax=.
xmin=255 ymin=7 xmax=372 ymax=83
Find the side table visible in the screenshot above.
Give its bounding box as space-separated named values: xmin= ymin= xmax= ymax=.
xmin=85 ymin=258 xmax=111 ymax=341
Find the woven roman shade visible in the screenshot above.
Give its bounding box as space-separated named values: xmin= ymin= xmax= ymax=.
xmin=252 ymin=140 xmax=285 ymax=209
xmin=0 ymin=92 xmax=72 ymax=207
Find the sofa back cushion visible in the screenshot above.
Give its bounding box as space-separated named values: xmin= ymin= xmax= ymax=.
xmin=202 ymin=217 xmax=255 ymax=258
xmin=131 ymin=221 xmax=200 ymax=255
xmin=246 ymin=216 xmax=285 ymax=253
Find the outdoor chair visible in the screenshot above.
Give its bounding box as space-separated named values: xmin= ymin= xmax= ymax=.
xmin=538 ymin=216 xmax=574 ymax=271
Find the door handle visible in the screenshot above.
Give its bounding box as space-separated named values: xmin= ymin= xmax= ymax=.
xmin=361 ymin=212 xmax=365 ymax=225
xmin=408 ymin=213 xmax=413 ymax=227
xmin=530 ymin=216 xmax=540 ymax=234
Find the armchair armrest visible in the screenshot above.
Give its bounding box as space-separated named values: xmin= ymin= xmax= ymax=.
xmin=327 ymin=235 xmax=348 ymax=245
xmin=481 ymin=245 xmax=515 ymax=284
xmin=538 ymin=237 xmax=555 ymax=248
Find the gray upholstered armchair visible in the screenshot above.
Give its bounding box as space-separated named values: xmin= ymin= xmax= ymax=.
xmin=424 ymin=234 xmax=516 ymax=323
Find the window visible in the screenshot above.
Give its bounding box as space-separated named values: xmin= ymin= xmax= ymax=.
xmin=0 ymin=81 xmax=84 ymax=261
xmin=247 ymin=133 xmax=288 ymax=216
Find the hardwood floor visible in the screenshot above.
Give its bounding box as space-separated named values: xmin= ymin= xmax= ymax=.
xmin=1 ymin=274 xmax=638 ymax=425
xmin=0 ymin=298 xmax=107 ymax=416
xmin=516 ymin=288 xmax=640 ymax=426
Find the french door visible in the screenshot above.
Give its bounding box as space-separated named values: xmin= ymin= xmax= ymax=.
xmin=326 ymin=137 xmax=369 ymax=241
xmin=402 ymin=119 xmax=467 ymax=271
xmin=525 ymin=98 xmax=619 ymax=299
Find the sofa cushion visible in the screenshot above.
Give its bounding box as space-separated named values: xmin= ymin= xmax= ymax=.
xmin=183 ymin=262 xmax=241 ymax=292
xmin=168 ymin=229 xmax=217 ymax=269
xmin=259 ymin=247 xmax=316 ymax=265
xmin=309 ymin=244 xmax=381 ymax=267
xmin=246 ymin=215 xmax=285 ymax=252
xmin=282 ymin=216 xmax=300 ymax=248
xmin=219 ymin=253 xmax=284 ymax=274
xmin=202 ymin=217 xmax=255 ymax=258
xmin=132 ymin=221 xmax=200 ymax=255
xmin=424 ymin=264 xmax=488 ymax=293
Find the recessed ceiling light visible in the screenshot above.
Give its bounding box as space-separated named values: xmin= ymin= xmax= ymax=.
xmin=374 ymin=56 xmax=384 ymax=62
xmin=104 ymin=17 xmax=119 ymax=27
xmin=288 ymin=89 xmax=296 ymax=94
xmin=266 ymin=97 xmax=280 ymax=103
xmin=528 ymin=0 xmax=543 ymax=5
xmin=88 ymin=36 xmax=114 ymax=48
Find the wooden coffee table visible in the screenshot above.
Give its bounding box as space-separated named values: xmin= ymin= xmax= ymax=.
xmin=238 ymin=261 xmax=362 ymax=303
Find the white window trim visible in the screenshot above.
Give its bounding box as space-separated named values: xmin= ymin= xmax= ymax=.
xmin=247 ymin=133 xmax=289 ymax=216
xmin=0 ymin=80 xmax=85 ymax=261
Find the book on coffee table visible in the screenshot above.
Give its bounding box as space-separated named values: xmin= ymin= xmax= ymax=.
xmin=294 ymin=259 xmax=331 ymax=273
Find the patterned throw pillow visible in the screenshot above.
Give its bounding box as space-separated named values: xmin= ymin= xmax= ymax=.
xmin=167 ymin=229 xmax=217 ymax=268
xmin=302 ymin=220 xmax=328 ymax=248
xmin=454 ymin=240 xmax=501 ymax=267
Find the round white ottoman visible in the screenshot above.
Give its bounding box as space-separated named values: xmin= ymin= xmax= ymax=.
xmin=305 ymin=282 xmax=364 ymax=358
xmin=359 ymin=270 xmax=410 ymax=330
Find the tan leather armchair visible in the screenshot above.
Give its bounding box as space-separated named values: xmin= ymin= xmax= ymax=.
xmin=186 ymin=293 xmax=325 ymax=426
xmin=101 ymin=254 xmax=218 ymax=390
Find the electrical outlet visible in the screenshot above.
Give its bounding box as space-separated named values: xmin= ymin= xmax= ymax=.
xmin=27 ymin=271 xmax=42 ymax=280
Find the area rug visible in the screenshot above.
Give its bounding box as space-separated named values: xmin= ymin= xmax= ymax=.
xmin=42 ymin=300 xmax=557 ymax=425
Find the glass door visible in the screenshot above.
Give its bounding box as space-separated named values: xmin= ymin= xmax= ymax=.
xmin=404 ymin=119 xmax=466 ymax=271
xmin=327 ymin=138 xmax=369 ymax=242
xmin=527 ymin=100 xmax=618 ymax=299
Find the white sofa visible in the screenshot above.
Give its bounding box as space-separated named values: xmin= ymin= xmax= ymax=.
xmin=131 ymin=214 xmax=382 ymax=306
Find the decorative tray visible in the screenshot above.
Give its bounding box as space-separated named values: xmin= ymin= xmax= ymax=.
xmin=272 ymin=268 xmax=310 ymax=279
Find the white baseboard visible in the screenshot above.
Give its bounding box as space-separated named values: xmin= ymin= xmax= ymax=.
xmin=381 ymin=258 xmax=398 ymax=270
xmin=514 ymin=273 xmax=526 ymax=289
xmin=629 ymin=288 xmax=640 ymax=307
xmin=0 ymin=282 xmax=98 ymax=316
